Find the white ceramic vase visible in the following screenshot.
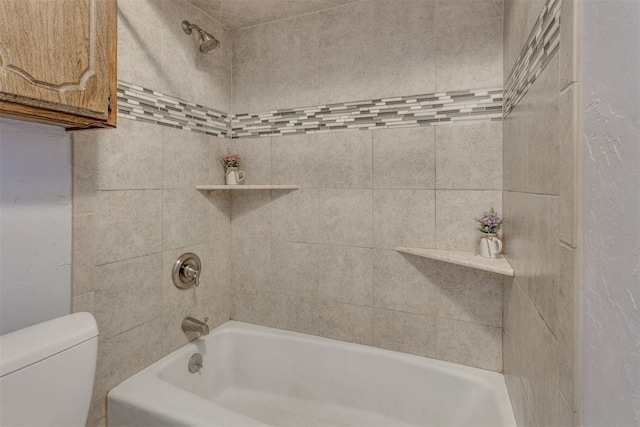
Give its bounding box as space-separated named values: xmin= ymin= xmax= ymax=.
xmin=225 ymin=167 xmax=246 ymax=185
xmin=479 ymin=233 xmax=502 ymax=258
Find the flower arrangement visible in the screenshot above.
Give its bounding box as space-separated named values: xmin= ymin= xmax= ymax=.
xmin=475 ymin=207 xmax=504 ymax=234
xmin=222 ymin=153 xmax=241 ymax=169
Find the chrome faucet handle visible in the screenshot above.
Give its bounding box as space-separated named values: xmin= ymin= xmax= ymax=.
xmin=183 ymin=264 xmax=199 ymax=287
xmin=172 ymin=253 xmax=202 ymax=289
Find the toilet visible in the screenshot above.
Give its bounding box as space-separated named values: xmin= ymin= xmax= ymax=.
xmin=0 ymin=312 xmax=99 ymax=427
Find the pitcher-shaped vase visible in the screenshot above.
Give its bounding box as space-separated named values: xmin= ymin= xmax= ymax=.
xmin=479 ymin=233 xmax=502 ymax=258
xmin=225 ymin=167 xmax=246 ymax=185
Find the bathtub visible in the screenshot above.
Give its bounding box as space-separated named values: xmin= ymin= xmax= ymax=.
xmin=108 ymin=321 xmax=516 ymax=427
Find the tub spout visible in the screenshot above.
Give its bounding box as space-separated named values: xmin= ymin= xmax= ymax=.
xmin=182 ymin=317 xmax=209 ymax=336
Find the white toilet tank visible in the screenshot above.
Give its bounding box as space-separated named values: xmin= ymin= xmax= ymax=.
xmin=0 ymin=312 xmax=98 ymax=427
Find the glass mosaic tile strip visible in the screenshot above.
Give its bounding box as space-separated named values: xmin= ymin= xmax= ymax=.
xmin=116 ymin=81 xmax=232 ymax=137
xmin=231 ymin=88 xmax=502 ymax=138
xmin=117 ymin=81 xmax=502 ymax=139
xmin=504 ymin=0 xmax=561 ymax=117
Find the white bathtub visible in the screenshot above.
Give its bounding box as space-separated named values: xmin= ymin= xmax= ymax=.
xmin=108 ymin=321 xmax=516 ymax=427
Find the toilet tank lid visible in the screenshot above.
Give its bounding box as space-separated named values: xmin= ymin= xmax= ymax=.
xmin=0 ymin=312 xmax=98 ymax=377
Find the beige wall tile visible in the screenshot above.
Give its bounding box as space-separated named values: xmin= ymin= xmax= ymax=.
xmin=163 ymin=129 xmax=212 ymax=189
xmin=503 ymin=364 xmax=534 ymax=427
xmin=559 ymin=83 xmax=581 ymax=247
xmin=271 ymin=134 xmax=320 ymax=188
xmin=318 ymin=300 xmax=373 ymax=345
xmin=502 ymin=105 xmax=529 ymax=192
xmin=374 ymin=31 xmax=436 ymax=97
xmin=317 ymin=41 xmax=378 ymax=105
xmin=373 ymin=189 xmax=435 ymax=249
xmin=502 ymin=0 xmax=546 ymax=77
xmin=435 ymin=0 xmax=502 ymax=28
xmin=559 ymin=0 xmax=580 ymax=90
xmin=231 ymin=239 xmax=272 ymax=291
xmin=435 ymin=122 xmax=502 ymax=190
xmin=373 ymin=127 xmax=435 ymax=189
xmin=92 ymin=119 xmax=162 ymax=191
xmin=319 ymin=1 xmax=373 ymax=50
xmin=525 ymin=55 xmax=559 ymax=196
xmin=373 ymin=249 xmax=441 ymax=316
xmin=269 ymin=13 xmax=319 ymax=61
xmin=373 ymin=0 xmax=434 ymax=39
xmin=269 ymin=54 xmax=319 ymax=111
xmin=317 ymin=245 xmax=373 ymax=306
xmin=117 ymin=10 xmax=164 ymax=90
xmin=436 ymin=317 xmax=502 ymax=371
xmin=233 ymin=22 xmax=272 ymax=65
xmin=163 ymin=189 xmax=211 ymax=250
xmin=316 ymin=130 xmax=372 ymax=189
xmin=374 ymin=309 xmax=436 ymax=357
xmin=94 ymin=254 xmax=162 ymax=339
xmin=72 ymin=135 xmax=97 ymax=215
xmin=231 ymin=288 xmax=272 ymax=326
xmin=95 ymin=190 xmax=162 ymax=265
xmin=93 ymin=318 xmax=161 ymax=400
xmin=436 ymin=17 xmax=503 ymax=92
xmin=228 ymin=137 xmax=272 ymax=185
xmin=232 ymin=59 xmax=274 ymax=113
xmin=209 ymin=137 xmax=230 ymax=185
xmin=206 ymin=191 xmax=232 ymax=241
xmin=503 ymin=280 xmax=559 ymax=426
xmin=72 ymin=214 xmax=95 ymax=296
xmin=558 ymin=243 xmax=578 ymax=411
xmin=317 ymin=189 xmax=373 ymax=247
xmin=271 ymin=293 xmax=318 ymax=335
xmin=437 ymin=263 xmax=503 ymax=327
xmin=271 ymin=189 xmax=319 ymax=243
xmin=231 ymin=190 xmax=272 ymax=240
xmin=435 ymin=190 xmax=502 ymax=253
xmin=271 ymin=241 xmax=320 ymax=298
xmin=72 ymin=292 xmax=95 ymax=314
xmin=519 ymin=194 xmax=560 ymax=336
xmin=210 ymin=238 xmax=232 ymax=291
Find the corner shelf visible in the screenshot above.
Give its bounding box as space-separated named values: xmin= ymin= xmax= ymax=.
xmin=395 ymin=247 xmax=514 ymax=277
xmin=196 ymin=185 xmax=300 ymax=191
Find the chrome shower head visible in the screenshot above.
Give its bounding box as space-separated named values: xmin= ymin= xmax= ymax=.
xmin=182 ymin=20 xmax=220 ymax=53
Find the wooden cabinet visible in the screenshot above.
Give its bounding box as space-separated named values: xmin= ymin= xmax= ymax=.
xmin=0 ymin=0 xmax=117 ymax=128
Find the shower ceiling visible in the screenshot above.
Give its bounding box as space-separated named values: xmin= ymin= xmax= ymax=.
xmin=185 ymin=0 xmax=359 ymax=29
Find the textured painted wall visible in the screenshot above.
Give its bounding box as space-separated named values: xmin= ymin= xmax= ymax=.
xmin=581 ymin=0 xmax=640 ymax=425
xmin=0 ymin=118 xmax=71 ymax=335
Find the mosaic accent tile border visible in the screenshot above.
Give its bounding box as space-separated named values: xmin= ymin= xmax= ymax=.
xmin=117 ymin=81 xmax=231 ymax=137
xmin=231 ymin=89 xmax=502 ymax=138
xmin=504 ymin=0 xmax=561 ymax=117
xmin=117 ymin=82 xmax=502 ymax=139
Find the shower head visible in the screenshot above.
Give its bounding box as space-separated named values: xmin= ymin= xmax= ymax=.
xmin=181 ymin=20 xmax=220 ymax=53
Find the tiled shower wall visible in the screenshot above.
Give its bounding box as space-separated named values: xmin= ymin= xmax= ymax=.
xmin=70 ymin=1 xmax=233 ymax=426
xmin=502 ymin=0 xmax=581 ymax=425
xmin=229 ymin=0 xmax=506 ymax=371
xmin=71 ymin=1 xmax=510 ymax=425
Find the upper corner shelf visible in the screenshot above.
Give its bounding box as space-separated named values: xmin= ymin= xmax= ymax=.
xmin=196 ymin=185 xmax=300 ymax=191
xmin=395 ymin=247 xmax=514 ymax=277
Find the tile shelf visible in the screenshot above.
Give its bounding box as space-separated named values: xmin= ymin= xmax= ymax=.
xmin=196 ymin=185 xmax=300 ymax=191
xmin=395 ymin=247 xmax=514 ymax=277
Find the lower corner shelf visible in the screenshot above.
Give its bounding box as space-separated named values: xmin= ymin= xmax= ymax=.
xmin=395 ymin=247 xmax=514 ymax=276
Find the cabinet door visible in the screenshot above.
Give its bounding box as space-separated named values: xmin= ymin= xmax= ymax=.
xmin=0 ymin=0 xmax=116 ymax=126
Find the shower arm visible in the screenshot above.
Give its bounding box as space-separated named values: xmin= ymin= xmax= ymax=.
xmin=181 ymin=21 xmax=201 ymax=35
